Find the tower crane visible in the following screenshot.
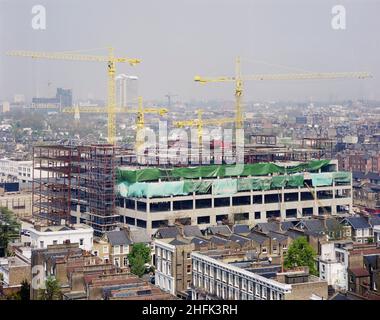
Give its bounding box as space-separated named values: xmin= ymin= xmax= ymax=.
xmin=194 ymin=57 xmax=372 ymax=129
xmin=173 ymin=109 xmax=234 ymax=147
xmin=6 ymin=47 xmax=141 ymax=145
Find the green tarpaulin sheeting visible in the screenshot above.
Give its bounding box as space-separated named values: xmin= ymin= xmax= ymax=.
xmin=212 ymin=179 xmax=237 ymax=196
xmin=116 ymin=159 xmax=331 ymax=184
xmin=118 ymin=180 xmax=187 ymax=198
xmin=311 ymin=173 xmax=333 ymax=187
xmin=118 ymin=173 xmax=307 ymax=199
xmin=332 ymin=171 xmax=351 ymax=183
xmin=287 ymin=175 xmax=305 ymax=187
xmin=183 ymin=181 xmax=212 ymax=194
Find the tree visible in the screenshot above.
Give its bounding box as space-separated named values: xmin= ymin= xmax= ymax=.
xmin=19 ymin=280 xmax=30 ymax=300
xmin=128 ymin=243 xmax=151 ymax=278
xmin=0 ymin=207 xmax=20 ymax=257
xmin=284 ymin=237 xmax=317 ymax=276
xmin=38 ymin=276 xmax=62 ymax=300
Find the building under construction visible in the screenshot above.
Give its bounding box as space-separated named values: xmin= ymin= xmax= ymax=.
xmin=32 ymin=139 xmax=341 ymax=236
xmin=32 ymin=144 xmax=118 ymax=236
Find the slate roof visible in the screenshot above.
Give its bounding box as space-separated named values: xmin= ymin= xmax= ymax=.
xmin=232 ymin=224 xmax=250 ymax=234
xmin=369 ymin=217 xmax=380 ymax=228
xmin=255 ymin=222 xmax=279 ymax=233
xmin=246 ymin=231 xmax=268 ymax=244
xmin=295 ymin=219 xmax=325 ymax=234
xmin=342 ymin=217 xmax=371 ymax=230
xmin=191 ymin=237 xmax=209 ymax=246
xmin=229 ymin=234 xmax=250 ymax=245
xmin=281 ymin=221 xmax=297 ymax=231
xmin=207 ymin=225 xmax=232 ymax=236
xmin=210 ymin=236 xmax=230 ymax=245
xmin=106 ymin=230 xmax=132 ymax=246
xmin=267 ymin=231 xmax=288 ymax=243
xmin=169 ymin=238 xmax=188 ymax=246
xmin=156 ymin=227 xmax=180 ymax=239
xmin=285 ymin=229 xmax=305 ymax=240
xmin=183 ymin=225 xmax=203 ymax=237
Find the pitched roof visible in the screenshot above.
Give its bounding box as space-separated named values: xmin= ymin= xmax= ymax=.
xmin=156 ymin=227 xmax=180 ymax=239
xmin=129 ymin=229 xmax=151 ymax=244
xmin=267 ymin=231 xmax=288 ymax=243
xmin=191 ymin=237 xmax=209 ymax=246
xmin=232 ymin=224 xmax=250 ymax=234
xmin=207 ymin=225 xmax=232 ymax=236
xmin=343 ymin=217 xmax=371 ymax=230
xmin=169 ymin=238 xmax=188 ymax=246
xmin=246 ymin=231 xmax=268 ymax=244
xmin=183 ymin=225 xmax=202 ymax=237
xmin=229 ymin=234 xmax=250 ymax=244
xmin=255 ymin=222 xmax=279 ymax=233
xmin=369 ymin=216 xmax=380 ymax=228
xmin=295 ymin=219 xmax=325 ymax=233
xmin=210 ymin=236 xmax=230 ymax=245
xmin=106 ymin=230 xmax=132 ymax=246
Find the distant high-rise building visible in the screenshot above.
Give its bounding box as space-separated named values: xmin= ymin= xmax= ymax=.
xmin=1 ymin=101 xmax=10 ymax=113
xmin=116 ymin=74 xmax=138 ymax=107
xmin=56 ymin=88 xmax=72 ymax=108
xmin=31 ymin=87 xmax=72 ymax=110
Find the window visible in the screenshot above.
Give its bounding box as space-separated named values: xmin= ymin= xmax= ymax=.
xmin=79 ymin=238 xmax=84 ymax=246
xmin=229 ymin=274 xmax=233 ymax=285
xmin=186 ymin=252 xmax=191 ymax=259
xmin=52 ymin=240 xmax=58 ymax=245
xmin=103 ymin=245 xmax=109 ymax=254
xmin=113 ymin=245 xmax=120 ymax=254
xmin=187 ymin=265 xmax=191 ymax=274
xmin=40 ymin=241 xmax=44 ymax=248
xmin=262 ymin=247 xmax=267 ymax=254
xmin=216 ymin=269 xmax=221 ymax=280
xmin=123 ymin=256 xmax=128 ymax=267
xmin=248 ymin=281 xmax=253 ymax=293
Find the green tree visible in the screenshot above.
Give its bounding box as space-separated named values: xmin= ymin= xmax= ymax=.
xmin=0 ymin=207 xmax=20 ymax=257
xmin=19 ymin=280 xmax=30 ymax=300
xmin=284 ymin=237 xmax=317 ymax=276
xmin=38 ymin=276 xmax=62 ymax=300
xmin=128 ymin=243 xmax=151 ymax=278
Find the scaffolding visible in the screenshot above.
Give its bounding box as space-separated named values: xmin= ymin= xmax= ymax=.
xmin=32 ymin=144 xmax=118 ymax=236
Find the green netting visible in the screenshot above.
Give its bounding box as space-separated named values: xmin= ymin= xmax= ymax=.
xmin=118 ymin=172 xmax=317 ymax=199
xmin=287 ymin=174 xmax=304 ymax=187
xmin=237 ymin=178 xmax=254 ymax=191
xmin=332 ymin=171 xmax=351 ymax=183
xmin=116 ymin=160 xmax=331 ymax=183
xmin=271 ymin=176 xmax=287 ymax=188
xmin=212 ymin=179 xmax=237 ymax=195
xmin=183 ymin=181 xmax=212 ymax=194
xmin=311 ymin=173 xmax=333 ymax=187
xmin=118 ymin=181 xmax=186 ymax=198
xmin=116 ymin=168 xmax=161 ymax=184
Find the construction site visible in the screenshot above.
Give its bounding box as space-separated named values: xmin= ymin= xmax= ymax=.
xmin=5 ymin=48 xmax=370 ymax=237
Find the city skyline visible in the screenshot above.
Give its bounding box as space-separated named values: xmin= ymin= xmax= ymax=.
xmin=1 ymin=0 xmax=379 ymax=103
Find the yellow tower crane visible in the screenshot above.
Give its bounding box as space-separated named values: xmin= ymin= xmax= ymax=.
xmin=6 ymin=47 xmax=141 ymax=145
xmin=63 ymin=96 xmax=168 ymax=148
xmin=194 ymin=57 xmax=372 ymax=129
xmin=173 ymin=109 xmax=235 ymax=147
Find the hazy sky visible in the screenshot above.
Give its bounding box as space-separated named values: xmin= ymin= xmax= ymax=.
xmin=0 ymin=0 xmax=379 ymax=103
